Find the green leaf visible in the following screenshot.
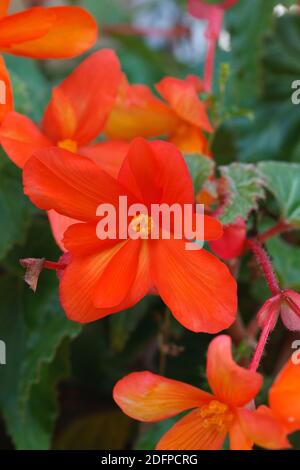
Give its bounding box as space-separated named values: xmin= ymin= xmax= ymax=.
xmin=266 ymin=236 xmax=300 ymax=290
xmin=185 ymin=155 xmax=215 ymax=192
xmin=258 ymin=161 xmax=300 ymax=227
xmin=135 ymin=417 xmax=178 ymax=450
xmin=109 ymin=298 xmax=149 ymax=353
xmin=5 ymin=56 xmax=50 ymax=120
xmin=219 ymin=163 xmax=265 ymax=224
xmin=0 ymin=156 xmax=31 ymax=261
xmin=54 ymin=410 xmax=133 ymax=450
xmin=225 ymin=12 xmax=300 ymax=162
xmin=0 ymin=275 xmax=81 ymax=450
xmin=225 ymin=0 xmax=278 ymax=106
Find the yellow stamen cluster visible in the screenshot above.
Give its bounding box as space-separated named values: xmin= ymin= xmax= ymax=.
xmin=58 ymin=139 xmax=78 ymax=153
xmin=130 ymin=214 xmax=154 ymax=237
xmin=200 ymin=400 xmax=233 ymax=434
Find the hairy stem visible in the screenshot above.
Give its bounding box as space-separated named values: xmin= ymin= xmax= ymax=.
xmin=249 ymin=309 xmax=278 ymax=372
xmin=247 ymin=238 xmax=280 ymax=296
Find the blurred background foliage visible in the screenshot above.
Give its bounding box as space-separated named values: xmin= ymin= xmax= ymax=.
xmin=0 ymin=0 xmax=300 ymax=450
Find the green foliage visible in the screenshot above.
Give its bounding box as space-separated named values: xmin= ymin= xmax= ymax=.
xmin=258 ymin=161 xmax=300 ymax=227
xmin=219 ymin=162 xmax=265 ymax=224
xmin=0 ymin=274 xmax=80 ymax=449
xmin=185 ymin=154 xmax=215 ymax=192
xmin=267 ymin=236 xmax=300 ymax=290
xmin=0 ymin=155 xmax=30 ymax=261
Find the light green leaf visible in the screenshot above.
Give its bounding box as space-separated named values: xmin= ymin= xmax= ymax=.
xmin=219 ymin=163 xmax=265 ymax=224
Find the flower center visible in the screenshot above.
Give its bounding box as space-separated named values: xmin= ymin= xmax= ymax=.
xmin=58 ymin=139 xmax=78 ymax=153
xmin=200 ymin=400 xmax=233 ymax=434
xmin=130 ymin=214 xmax=154 ymax=237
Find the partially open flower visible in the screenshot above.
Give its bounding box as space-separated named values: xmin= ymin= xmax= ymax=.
xmin=257 ymin=289 xmax=300 ymax=332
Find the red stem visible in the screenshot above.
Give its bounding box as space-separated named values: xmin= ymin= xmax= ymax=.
xmin=249 ymin=309 xmax=278 ymax=372
xmin=258 ymin=220 xmax=291 ymax=243
xmin=247 ymin=238 xmax=280 ymax=296
xmin=102 ymin=24 xmax=189 ymax=38
xmin=204 ymin=38 xmax=216 ymax=93
xmin=43 ymin=260 xmax=67 ymax=271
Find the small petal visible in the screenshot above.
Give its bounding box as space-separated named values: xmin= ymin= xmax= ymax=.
xmin=237 ymin=406 xmax=290 ymax=450
xmin=280 ymin=289 xmax=300 ymax=331
xmin=269 ymin=358 xmax=300 ymax=433
xmin=105 ymin=77 xmax=178 ymax=140
xmin=60 ymin=240 xmax=151 ymax=323
xmin=23 ymin=147 xmax=132 ymax=221
xmin=113 ymin=371 xmax=212 ymax=422
xmin=229 ymin=416 xmax=253 ymax=450
xmin=43 ymin=50 xmax=122 ymax=145
xmin=48 ymin=210 xmax=79 ymax=252
xmin=0 ymin=7 xmax=54 ymax=48
xmin=156 ymin=408 xmax=226 ymax=450
xmin=210 ymin=218 xmax=246 ymax=260
xmin=206 ymin=335 xmax=262 ymax=407
xmin=0 ymin=111 xmax=51 ymax=168
xmin=156 ymin=76 xmax=213 ymax=132
xmin=93 ymin=239 xmax=141 ymax=309
xmin=151 ymin=239 xmax=237 ymax=333
xmin=80 ymin=140 xmax=130 ymax=178
xmin=2 ymin=7 xmax=97 ymax=59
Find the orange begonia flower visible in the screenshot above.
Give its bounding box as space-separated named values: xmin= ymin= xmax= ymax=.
xmin=105 ymin=74 xmax=212 ymax=155
xmin=114 ymin=335 xmax=290 ymax=450
xmin=22 ymin=138 xmax=237 ymax=333
xmin=0 ymin=1 xmax=97 ymax=123
xmin=0 ymin=2 xmax=97 ymax=59
xmin=269 ymin=357 xmax=300 ymax=434
xmin=0 ymin=49 xmax=129 ymax=250
xmin=155 ymin=76 xmax=213 ymax=154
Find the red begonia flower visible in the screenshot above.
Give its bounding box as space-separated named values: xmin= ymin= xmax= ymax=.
xmin=0 ymin=49 xmax=129 ymax=250
xmin=210 ymin=217 xmax=246 ymax=260
xmin=114 ymin=335 xmax=289 ymax=450
xmin=0 ymin=1 xmax=97 ymax=123
xmin=22 ymin=138 xmax=237 ymax=332
xmin=269 ymin=357 xmax=300 ymax=433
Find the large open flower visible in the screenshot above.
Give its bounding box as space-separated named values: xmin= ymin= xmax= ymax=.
xmin=22 ymin=137 xmax=237 ymax=333
xmin=0 ymin=1 xmax=97 ymax=122
xmin=0 ymin=49 xmax=128 ymax=249
xmin=114 ymin=335 xmax=289 ymax=450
